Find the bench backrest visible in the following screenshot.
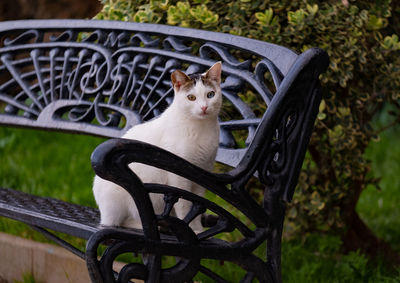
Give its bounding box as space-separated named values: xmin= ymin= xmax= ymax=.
xmin=0 ymin=19 xmax=328 ymax=203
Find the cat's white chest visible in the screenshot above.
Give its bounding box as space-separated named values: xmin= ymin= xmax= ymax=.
xmin=161 ymin=121 xmax=219 ymax=170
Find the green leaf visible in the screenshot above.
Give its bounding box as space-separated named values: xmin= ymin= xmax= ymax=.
xmin=255 ymin=8 xmax=279 ymax=28
xmin=287 ymin=9 xmax=307 ymax=26
xmin=318 ymin=112 xmax=327 ymax=120
xmin=319 ymin=99 xmax=326 ymax=112
xmin=306 ymin=4 xmax=318 ymax=16
xmin=382 ymin=34 xmax=400 ymax=50
xmin=367 ymin=14 xmax=386 ymax=30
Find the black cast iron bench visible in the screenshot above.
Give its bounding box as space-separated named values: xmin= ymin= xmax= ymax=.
xmin=0 ymin=19 xmax=328 ymax=283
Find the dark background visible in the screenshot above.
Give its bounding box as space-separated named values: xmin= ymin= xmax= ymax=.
xmin=0 ymin=0 xmax=101 ymax=21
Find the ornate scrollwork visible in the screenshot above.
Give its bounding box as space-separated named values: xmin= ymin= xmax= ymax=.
xmin=49 ymin=30 xmax=77 ymax=43
xmin=0 ymin=24 xmax=281 ymax=150
xmin=257 ymin=78 xmax=319 ymax=204
xmin=199 ymin=42 xmax=252 ymax=70
xmin=87 ymin=216 xmax=201 ymax=283
xmin=86 ymin=180 xmax=269 ymax=282
xmin=163 ymin=36 xmax=192 ymax=53
xmin=3 ymin=29 xmax=43 ymax=46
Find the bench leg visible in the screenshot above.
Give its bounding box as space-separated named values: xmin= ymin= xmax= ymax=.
xmin=264 ymin=191 xmax=286 ymax=283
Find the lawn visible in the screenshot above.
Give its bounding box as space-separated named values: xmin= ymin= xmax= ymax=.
xmin=0 ymin=127 xmax=103 ymax=244
xmin=0 ymin=124 xmax=399 ymax=282
xmin=357 ymin=125 xmax=400 ymax=252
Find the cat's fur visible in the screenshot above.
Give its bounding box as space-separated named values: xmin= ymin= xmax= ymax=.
xmin=92 ymin=62 xmax=222 ymax=231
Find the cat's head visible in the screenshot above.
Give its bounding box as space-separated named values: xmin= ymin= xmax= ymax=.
xmin=171 ymin=62 xmax=222 ymax=120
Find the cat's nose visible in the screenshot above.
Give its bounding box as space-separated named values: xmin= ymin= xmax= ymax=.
xmin=201 ymin=106 xmax=208 ymax=114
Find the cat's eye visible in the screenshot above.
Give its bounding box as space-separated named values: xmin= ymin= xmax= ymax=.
xmin=187 ymin=94 xmax=196 ymax=101
xmin=207 ymin=91 xmax=215 ymax=99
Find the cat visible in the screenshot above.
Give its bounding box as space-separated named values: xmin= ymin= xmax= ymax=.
xmin=92 ymin=62 xmax=222 ymax=232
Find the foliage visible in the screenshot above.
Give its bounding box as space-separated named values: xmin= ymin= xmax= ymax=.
xmin=95 ymin=1 xmax=400 ymax=238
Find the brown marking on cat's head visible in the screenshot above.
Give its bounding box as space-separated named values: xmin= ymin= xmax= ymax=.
xmin=171 ymin=70 xmax=194 ymax=92
xmin=171 ymin=62 xmax=222 ymax=93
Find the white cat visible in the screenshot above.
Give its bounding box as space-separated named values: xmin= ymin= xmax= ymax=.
xmin=92 ymin=62 xmax=222 ymax=232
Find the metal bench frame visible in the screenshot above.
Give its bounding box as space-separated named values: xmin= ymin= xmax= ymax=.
xmin=0 ymin=19 xmax=328 ymax=283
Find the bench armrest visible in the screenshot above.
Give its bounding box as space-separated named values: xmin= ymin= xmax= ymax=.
xmin=91 ymin=138 xmax=268 ymax=229
xmin=91 ymin=138 xmax=234 ymax=192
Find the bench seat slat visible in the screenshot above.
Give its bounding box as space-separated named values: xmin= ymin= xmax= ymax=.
xmin=0 ymin=187 xmax=99 ymax=239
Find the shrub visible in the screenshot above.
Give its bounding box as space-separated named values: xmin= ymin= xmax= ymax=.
xmin=95 ymin=0 xmax=400 ymax=258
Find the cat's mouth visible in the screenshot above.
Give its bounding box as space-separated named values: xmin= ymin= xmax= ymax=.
xmin=194 ymin=113 xmax=208 ymax=120
xmin=199 ymin=111 xmax=210 ymax=118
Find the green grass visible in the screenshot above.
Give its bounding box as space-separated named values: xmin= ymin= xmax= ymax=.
xmin=0 ymin=127 xmax=104 ymax=245
xmin=0 ymin=125 xmax=399 ymax=282
xmin=357 ymin=125 xmax=400 ymax=251
xmin=0 ymin=127 xmax=103 ymax=205
xmin=281 ymin=234 xmax=400 ymax=283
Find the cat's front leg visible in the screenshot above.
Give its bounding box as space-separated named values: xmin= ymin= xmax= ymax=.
xmin=167 ymin=173 xmax=204 ymax=233
xmin=93 ymin=176 xmax=136 ymax=227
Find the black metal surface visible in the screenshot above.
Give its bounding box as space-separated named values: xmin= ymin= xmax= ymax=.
xmin=0 ymin=19 xmax=329 ymax=283
xmin=0 ymin=187 xmax=99 ymax=239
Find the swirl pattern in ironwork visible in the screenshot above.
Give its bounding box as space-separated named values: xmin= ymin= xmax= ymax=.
xmin=0 ymin=22 xmax=287 ymax=166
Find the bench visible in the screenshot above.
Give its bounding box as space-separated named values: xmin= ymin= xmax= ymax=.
xmin=0 ymin=19 xmax=329 ymax=283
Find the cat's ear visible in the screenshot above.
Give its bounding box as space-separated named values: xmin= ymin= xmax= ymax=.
xmin=171 ymin=70 xmax=191 ymax=92
xmin=204 ymin=61 xmax=222 ymax=85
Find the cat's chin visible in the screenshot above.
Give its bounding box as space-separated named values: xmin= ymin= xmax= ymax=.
xmin=196 ymin=112 xmax=214 ymax=120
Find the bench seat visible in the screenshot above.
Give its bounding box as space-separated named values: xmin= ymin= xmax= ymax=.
xmin=0 ymin=187 xmax=99 ymax=240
